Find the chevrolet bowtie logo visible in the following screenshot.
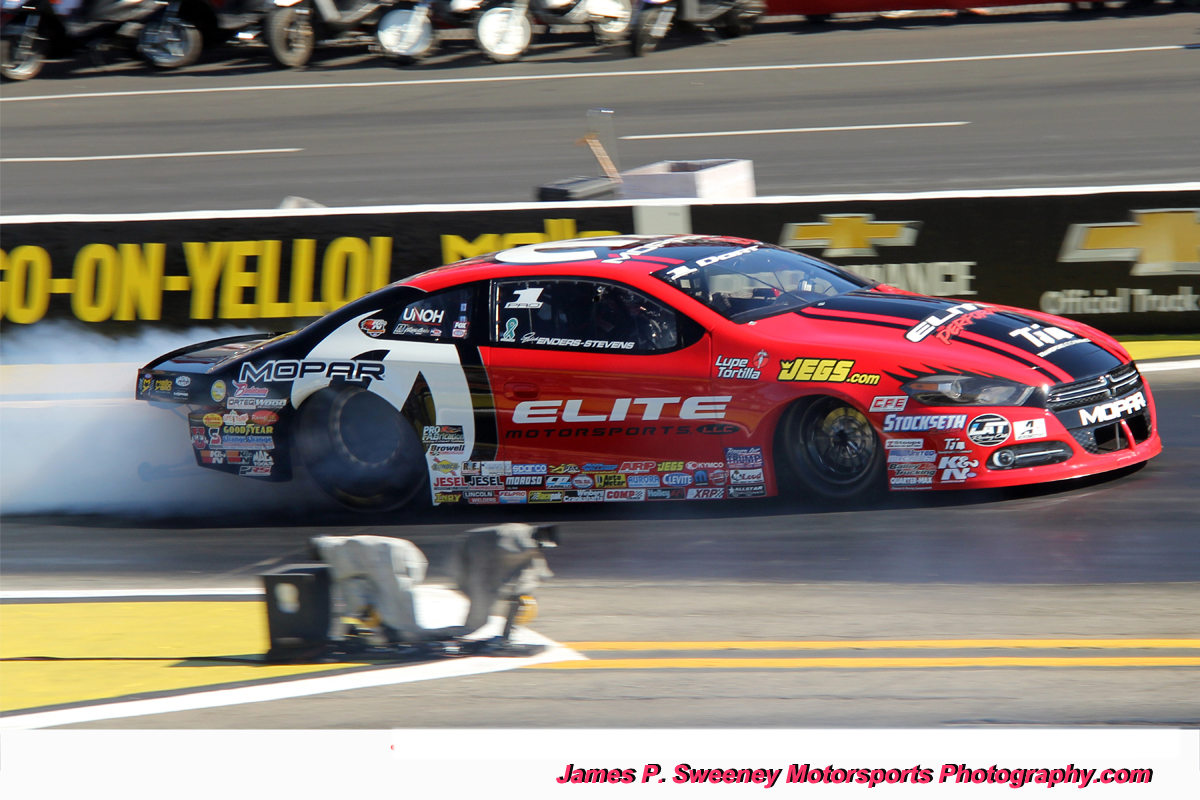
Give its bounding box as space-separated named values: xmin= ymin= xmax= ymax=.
xmin=779 ymin=214 xmax=920 ymax=257
xmin=1059 ymin=209 xmax=1200 ymax=276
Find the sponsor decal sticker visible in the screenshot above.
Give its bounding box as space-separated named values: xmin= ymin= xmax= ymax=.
xmin=657 ymin=461 xmax=684 ymax=472
xmin=885 ymin=438 xmax=924 ymax=449
xmin=662 ymin=472 xmax=692 ymax=487
xmin=551 ymin=463 xmax=581 ymax=474
xmin=564 ymin=489 xmax=605 ymax=503
xmin=938 ymin=455 xmax=979 ymax=483
xmin=1007 ymin=323 xmax=1089 ymax=357
xmin=905 ymin=302 xmax=992 ymax=344
xmin=512 ymin=396 xmax=731 ymax=424
xmin=710 ymin=469 xmax=727 ymax=486
xmin=434 ymin=492 xmax=461 ymax=504
xmin=730 ymin=468 xmax=764 ymax=485
xmin=687 ymin=487 xmax=725 ymax=500
xmin=500 ymin=318 xmax=518 ymax=342
xmin=431 ymin=460 xmax=457 ymax=474
xmin=360 ymin=318 xmax=388 ymax=337
xmin=686 ymin=461 xmax=723 ymax=470
xmin=604 ymin=488 xmax=646 ymax=502
xmin=594 ymin=473 xmax=627 ymax=489
xmin=239 ymin=360 xmax=384 ymax=383
xmin=233 ymin=381 xmax=270 ymax=398
xmin=191 ymin=428 xmax=207 ymax=449
xmin=506 ymin=475 xmax=543 ymax=487
xmin=883 ymin=413 xmax=967 ymax=433
xmin=571 ymin=474 xmax=594 ymax=489
xmin=402 ymin=307 xmax=445 ymax=325
xmin=545 ymin=476 xmax=572 ymax=489
xmin=512 ymin=464 xmax=547 ymax=476
xmin=627 ymin=475 xmax=661 ymax=488
xmin=529 ymin=491 xmax=563 ymax=503
xmin=967 ymin=414 xmax=1011 ymax=446
xmin=505 ymin=288 xmax=545 ymax=309
xmin=584 ymin=463 xmax=618 ymax=473
xmin=619 ymin=461 xmax=655 ymax=474
xmin=223 ymin=411 xmax=249 ymax=426
xmin=423 ymin=425 xmax=465 ymax=445
xmin=452 ymin=321 xmax=469 ymax=339
xmin=870 ymin=396 xmax=908 ymax=413
xmin=465 ymin=491 xmax=498 ymax=505
xmin=1076 ymin=391 xmax=1146 ymax=427
xmin=250 ymin=410 xmax=279 ymax=426
xmin=715 ymin=355 xmax=761 ymax=380
xmin=940 ymin=437 xmax=969 ymax=452
xmin=728 ymin=484 xmax=766 ymax=498
xmin=498 ymin=491 xmax=527 ymax=504
xmin=210 ymin=435 xmax=274 ymax=451
xmin=891 ymin=476 xmax=933 ymax=488
xmin=203 ymin=413 xmax=223 ymax=428
xmin=1014 ymin=419 xmax=1047 ymax=441
xmin=778 ymin=358 xmax=880 ymax=385
xmin=888 ymin=450 xmax=937 ymax=464
xmin=174 ymin=376 xmax=192 ymax=388
xmin=210 ymin=380 xmax=227 ymax=402
xmin=724 ymin=447 xmax=763 ymax=469
xmin=139 ymin=375 xmax=152 ymax=394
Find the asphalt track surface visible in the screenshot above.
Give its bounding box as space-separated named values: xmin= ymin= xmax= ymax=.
xmin=3 ymin=365 xmax=1198 ymax=727
xmin=2 ymin=10 xmax=1200 ymax=214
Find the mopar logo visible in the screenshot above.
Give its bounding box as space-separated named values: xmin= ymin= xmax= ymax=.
xmin=239 ymin=360 xmax=385 ymax=383
xmin=1079 ymin=392 xmax=1146 ymax=426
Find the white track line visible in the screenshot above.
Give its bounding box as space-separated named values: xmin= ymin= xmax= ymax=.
xmin=621 ymin=121 xmax=970 ymax=141
xmin=1 ymin=148 xmax=301 ymax=164
xmin=0 ymin=45 xmax=1183 ymax=104
xmin=1137 ymin=358 xmax=1200 ymax=373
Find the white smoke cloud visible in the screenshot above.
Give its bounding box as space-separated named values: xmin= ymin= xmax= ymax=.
xmin=0 ymin=321 xmax=339 ymax=516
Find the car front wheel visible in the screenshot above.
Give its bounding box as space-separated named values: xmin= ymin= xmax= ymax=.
xmin=777 ymin=396 xmax=883 ymax=501
xmin=294 ymin=386 xmax=428 ymax=510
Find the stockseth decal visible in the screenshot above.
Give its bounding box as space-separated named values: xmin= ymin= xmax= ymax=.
xmin=778 ymin=358 xmax=880 ymax=385
xmin=1014 ymin=419 xmax=1048 ymax=441
xmin=967 ymin=414 xmax=1011 ymax=446
xmin=883 ymin=414 xmax=967 ymax=433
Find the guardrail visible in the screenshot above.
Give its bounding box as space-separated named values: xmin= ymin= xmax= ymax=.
xmin=1 ymin=182 xmax=1196 ymax=335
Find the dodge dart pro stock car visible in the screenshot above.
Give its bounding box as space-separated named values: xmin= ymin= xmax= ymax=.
xmin=136 ymin=236 xmax=1161 ymax=509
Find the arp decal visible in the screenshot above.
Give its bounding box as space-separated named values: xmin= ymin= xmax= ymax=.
xmin=778 ymin=358 xmax=880 ymax=385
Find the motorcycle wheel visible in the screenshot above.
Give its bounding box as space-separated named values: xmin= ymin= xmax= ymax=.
xmin=1 ymin=35 xmax=47 ymax=81
xmin=591 ymin=0 xmax=633 ymax=43
xmin=629 ymin=4 xmax=668 ymax=57
xmin=474 ymin=5 xmax=531 ymax=63
xmin=719 ymin=0 xmax=762 ymax=38
xmin=139 ymin=17 xmax=203 ymax=69
xmin=376 ymin=7 xmax=438 ymax=64
xmin=267 ymin=5 xmax=315 ymax=68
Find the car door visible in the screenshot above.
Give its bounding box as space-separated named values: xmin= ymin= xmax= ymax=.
xmin=482 ymin=277 xmax=725 ymax=503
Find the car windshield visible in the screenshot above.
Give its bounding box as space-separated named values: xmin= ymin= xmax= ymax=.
xmin=651 ymin=244 xmax=872 ymax=322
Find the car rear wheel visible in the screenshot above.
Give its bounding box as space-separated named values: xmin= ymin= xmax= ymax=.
xmin=294 ymin=386 xmax=428 ymax=510
xmin=777 ymin=396 xmax=883 ymax=501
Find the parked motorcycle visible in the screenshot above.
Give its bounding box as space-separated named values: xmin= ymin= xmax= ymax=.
xmin=138 ymin=0 xmax=269 ymax=69
xmin=2 ymin=0 xmax=157 ymax=80
xmin=629 ymin=0 xmax=760 ymax=56
xmin=472 ymin=0 xmax=632 ymax=64
xmin=374 ymin=0 xmax=483 ymax=64
xmin=265 ymin=0 xmax=396 ymax=67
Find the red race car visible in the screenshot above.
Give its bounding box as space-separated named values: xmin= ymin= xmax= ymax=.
xmin=135 ymin=235 xmax=1161 ymax=509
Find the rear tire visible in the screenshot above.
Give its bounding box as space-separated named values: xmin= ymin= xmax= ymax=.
xmin=267 ymin=5 xmax=315 ymax=68
xmin=776 ymin=396 xmax=883 ymax=501
xmin=377 ymin=7 xmax=439 ymax=63
xmin=1 ymin=35 xmax=47 ymax=81
xmin=294 ymin=386 xmax=429 ymax=511
xmin=630 ymin=4 xmax=669 ymax=56
xmin=591 ymin=0 xmax=633 ymax=43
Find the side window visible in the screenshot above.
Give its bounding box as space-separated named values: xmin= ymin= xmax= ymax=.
xmin=372 ymin=287 xmax=474 ymax=342
xmin=492 ymin=279 xmax=684 ymax=354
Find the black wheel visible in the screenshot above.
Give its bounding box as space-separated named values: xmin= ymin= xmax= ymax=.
xmin=294 ymin=386 xmax=429 ymax=511
xmin=1 ymin=34 xmax=47 ymax=81
xmin=267 ymin=5 xmax=315 ymax=68
xmin=630 ymin=4 xmax=670 ymax=56
xmin=778 ymin=396 xmax=883 ymax=500
xmin=139 ymin=16 xmax=203 ymax=69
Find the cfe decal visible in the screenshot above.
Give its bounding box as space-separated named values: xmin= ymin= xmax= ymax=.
xmin=779 ymin=214 xmax=920 ymax=258
xmin=905 ymin=302 xmax=994 ymax=344
xmin=1058 ymin=209 xmax=1200 ymax=276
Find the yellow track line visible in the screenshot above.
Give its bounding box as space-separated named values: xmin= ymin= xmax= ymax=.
xmin=561 ymin=639 xmax=1200 ymax=651
xmin=531 ymin=657 xmax=1200 ymax=670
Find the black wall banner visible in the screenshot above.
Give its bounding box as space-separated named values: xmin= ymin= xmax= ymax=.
xmin=1 ymin=187 xmax=1196 ymax=335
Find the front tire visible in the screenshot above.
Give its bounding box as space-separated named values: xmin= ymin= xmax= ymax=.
xmin=629 ymin=3 xmax=670 ymax=56
xmin=377 ymin=7 xmax=439 ymax=63
xmin=1 ymin=34 xmax=47 ymax=81
xmin=591 ymin=0 xmax=633 ymax=43
xmin=777 ymin=396 xmax=883 ymax=501
xmin=294 ymin=386 xmax=429 ymax=510
xmin=474 ymin=5 xmax=531 ymax=63
xmin=267 ymin=5 xmax=315 ymax=68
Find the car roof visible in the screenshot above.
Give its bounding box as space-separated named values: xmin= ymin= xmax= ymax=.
xmin=401 ymin=235 xmax=765 ymax=291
